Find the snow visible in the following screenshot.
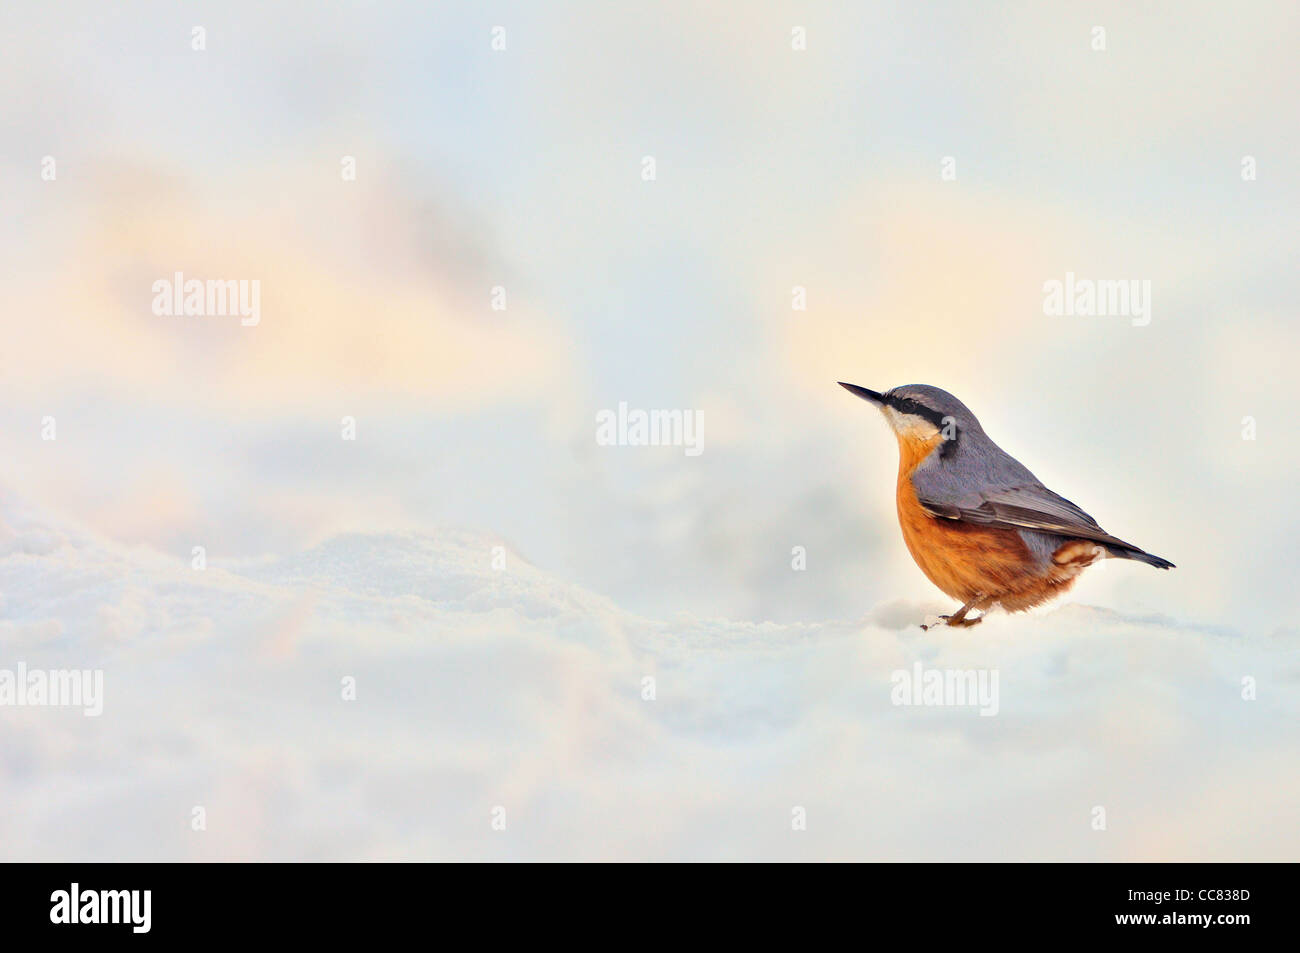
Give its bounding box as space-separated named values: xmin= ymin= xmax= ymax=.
xmin=1 ymin=486 xmax=1296 ymax=861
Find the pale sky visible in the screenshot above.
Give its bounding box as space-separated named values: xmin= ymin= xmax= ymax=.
xmin=2 ymin=0 xmax=1297 ymax=630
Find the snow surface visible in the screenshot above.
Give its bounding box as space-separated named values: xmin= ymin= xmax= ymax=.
xmin=1 ymin=486 xmax=1296 ymax=861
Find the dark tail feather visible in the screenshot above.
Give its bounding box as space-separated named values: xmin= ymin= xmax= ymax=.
xmin=1105 ymin=544 xmax=1175 ymax=570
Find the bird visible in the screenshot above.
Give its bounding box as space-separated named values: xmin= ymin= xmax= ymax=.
xmin=839 ymin=382 xmax=1173 ymax=628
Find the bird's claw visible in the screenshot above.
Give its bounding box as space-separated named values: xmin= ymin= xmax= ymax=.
xmin=921 ymin=613 xmax=983 ymax=631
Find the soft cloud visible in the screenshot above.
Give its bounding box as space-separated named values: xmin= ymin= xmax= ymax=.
xmin=4 ymin=161 xmax=571 ymax=412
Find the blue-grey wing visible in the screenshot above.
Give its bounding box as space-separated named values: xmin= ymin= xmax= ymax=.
xmin=910 ymin=438 xmax=1133 ymax=549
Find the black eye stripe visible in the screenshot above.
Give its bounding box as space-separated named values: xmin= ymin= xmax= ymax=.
xmin=887 ymin=396 xmax=949 ymax=431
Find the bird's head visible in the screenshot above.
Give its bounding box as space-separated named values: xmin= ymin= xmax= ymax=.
xmin=838 ymin=382 xmax=982 ymax=451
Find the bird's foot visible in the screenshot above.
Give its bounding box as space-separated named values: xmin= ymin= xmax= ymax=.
xmin=921 ymin=613 xmax=984 ymax=631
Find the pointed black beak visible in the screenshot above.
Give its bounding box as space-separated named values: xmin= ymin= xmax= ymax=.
xmin=838 ymin=382 xmax=885 ymax=406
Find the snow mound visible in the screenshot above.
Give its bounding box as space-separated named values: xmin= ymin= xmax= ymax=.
xmin=1 ymin=488 xmax=1296 ymax=860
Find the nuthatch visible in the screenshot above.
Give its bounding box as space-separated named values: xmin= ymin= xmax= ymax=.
xmin=840 ymin=382 xmax=1174 ymax=628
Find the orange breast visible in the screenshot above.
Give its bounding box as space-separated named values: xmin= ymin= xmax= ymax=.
xmin=894 ymin=433 xmax=1037 ymax=605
